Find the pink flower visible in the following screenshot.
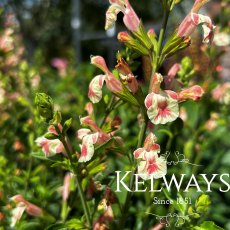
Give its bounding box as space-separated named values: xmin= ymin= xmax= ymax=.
xmin=89 ymin=56 xmax=123 ymax=103
xmin=177 ymin=0 xmax=215 ymax=44
xmin=0 ymin=28 xmax=14 ymax=52
xmin=51 ymin=58 xmax=68 ymax=76
xmin=35 ymin=124 xmax=64 ymax=157
xmin=145 ymin=90 xmax=179 ymax=125
xmin=11 ymin=195 xmax=43 ymax=227
xmin=105 ymin=0 xmax=140 ymax=32
xmin=85 ymin=102 xmax=94 ymax=115
xmin=212 ymin=83 xmax=230 ymax=104
xmin=133 ymin=133 xmax=166 ymax=180
xmin=77 ymin=116 xmax=111 ymax=162
xmin=164 ymin=64 xmax=181 ymax=89
xmin=178 ymin=85 xmax=204 ymax=102
xmin=51 ymin=58 xmax=67 ymax=70
xmin=62 ymin=173 xmax=72 ymax=202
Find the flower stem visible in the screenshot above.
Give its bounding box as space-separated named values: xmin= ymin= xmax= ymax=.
xmin=149 ymin=9 xmax=170 ymax=92
xmin=55 ymin=125 xmax=92 ymax=228
xmin=119 ymin=107 xmax=148 ymax=228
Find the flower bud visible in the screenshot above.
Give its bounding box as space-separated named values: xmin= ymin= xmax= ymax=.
xmin=115 ymin=58 xmax=139 ymax=93
xmin=150 ymin=73 xmax=163 ymax=93
xmin=117 ymin=31 xmax=131 ymax=43
xmin=35 ymin=93 xmax=54 ymax=121
xmin=178 ymin=85 xmax=204 ymax=102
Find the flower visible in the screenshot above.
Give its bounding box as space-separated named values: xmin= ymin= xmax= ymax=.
xmin=178 ymin=85 xmax=204 ymax=102
xmin=35 ymin=124 xmax=64 ymax=157
xmin=145 ymin=91 xmax=179 ymax=125
xmin=89 ymin=56 xmax=123 ymax=103
xmin=51 ymin=58 xmax=68 ymax=76
xmin=77 ymin=116 xmax=111 ymax=162
xmin=212 ymin=83 xmax=230 ymax=105
xmin=177 ymin=0 xmax=215 ymax=44
xmin=164 ymin=64 xmax=181 ymax=89
xmin=10 ymin=195 xmax=43 ymax=227
xmin=213 ymin=31 xmax=230 ymax=47
xmin=133 ymin=133 xmax=166 ymax=180
xmin=0 ymin=28 xmax=14 ymax=53
xmin=62 ymin=173 xmax=72 ymax=202
xmin=105 ymin=0 xmax=140 ymax=32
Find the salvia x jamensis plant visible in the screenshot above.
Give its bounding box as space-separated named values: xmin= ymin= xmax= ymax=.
xmin=32 ymin=0 xmax=218 ymax=229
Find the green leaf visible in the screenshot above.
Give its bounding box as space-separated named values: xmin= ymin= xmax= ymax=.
xmin=44 ymin=132 xmax=59 ymax=140
xmin=31 ymin=152 xmax=63 ymax=162
xmin=66 ymin=218 xmax=86 ymax=229
xmin=45 ymin=223 xmax=67 ymax=230
xmin=88 ymin=162 xmax=106 ymax=175
xmin=63 ymin=118 xmax=73 ymax=133
xmin=194 ymin=221 xmax=224 ymax=230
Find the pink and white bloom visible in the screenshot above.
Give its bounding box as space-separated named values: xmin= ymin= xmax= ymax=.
xmin=133 ymin=133 xmax=166 ymax=180
xmin=0 ymin=28 xmax=14 ymax=53
xmin=178 ymin=85 xmax=204 ymax=102
xmin=89 ymin=56 xmax=123 ymax=103
xmin=77 ymin=116 xmax=111 ymax=162
xmin=35 ymin=124 xmax=64 ymax=157
xmin=145 ymin=90 xmax=179 ymax=125
xmin=11 ymin=195 xmax=43 ymax=227
xmin=212 ymin=83 xmax=230 ymax=105
xmin=62 ymin=173 xmax=72 ymax=202
xmin=105 ymin=0 xmax=140 ymax=32
xmin=177 ymin=0 xmax=215 ymax=44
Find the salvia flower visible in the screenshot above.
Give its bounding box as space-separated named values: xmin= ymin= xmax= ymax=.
xmin=178 ymin=85 xmax=204 ymax=102
xmin=105 ymin=0 xmax=140 ymax=32
xmin=133 ymin=133 xmax=167 ymax=180
xmin=77 ymin=116 xmax=111 ymax=162
xmin=11 ymin=195 xmax=43 ymax=227
xmin=212 ymin=83 xmax=230 ymax=105
xmin=89 ymin=56 xmax=123 ymax=103
xmin=35 ymin=124 xmax=64 ymax=157
xmin=164 ymin=64 xmax=181 ymax=89
xmin=177 ymin=0 xmax=215 ymax=44
xmin=145 ymin=90 xmax=179 ymax=125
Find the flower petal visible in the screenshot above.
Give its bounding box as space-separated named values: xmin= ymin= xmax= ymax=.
xmin=78 ymin=133 xmax=99 ymax=162
xmin=178 ymin=85 xmax=204 ymax=101
xmin=88 ymin=75 xmax=105 ymax=103
xmin=133 ymin=148 xmax=145 ymax=159
xmin=145 ymin=92 xmax=179 ymax=125
xmin=77 ymin=128 xmax=91 ymax=140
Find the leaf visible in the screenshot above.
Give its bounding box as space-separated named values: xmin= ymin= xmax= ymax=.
xmin=88 ymin=162 xmax=107 ymax=175
xmin=31 ymin=152 xmax=63 ymax=162
xmin=163 ymin=189 xmax=186 ymax=214
xmin=45 ymin=223 xmax=67 ymax=230
xmin=194 ymin=221 xmax=224 ymax=230
xmin=66 ymin=218 xmax=86 ymax=229
xmin=63 ymin=118 xmax=73 ymax=133
xmin=44 ymin=132 xmax=59 ymax=140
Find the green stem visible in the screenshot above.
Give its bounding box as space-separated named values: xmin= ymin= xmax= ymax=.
xmin=119 ymin=108 xmax=148 ymax=229
xmin=149 ymin=9 xmax=170 ymax=92
xmin=99 ymin=96 xmax=123 ymax=128
xmin=55 ymin=125 xmax=91 ymax=228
